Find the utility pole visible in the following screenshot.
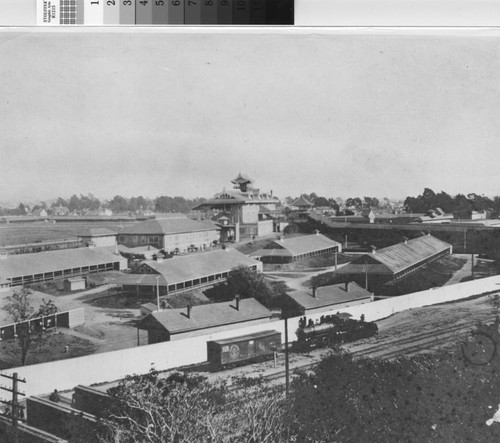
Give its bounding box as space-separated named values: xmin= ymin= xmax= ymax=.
xmin=156 ymin=276 xmax=160 ymax=311
xmin=334 ymin=249 xmax=338 ymax=272
xmin=283 ymin=313 xmax=290 ymax=396
xmin=364 ymin=255 xmax=369 ymax=291
xmin=0 ymin=372 xmax=26 ymax=443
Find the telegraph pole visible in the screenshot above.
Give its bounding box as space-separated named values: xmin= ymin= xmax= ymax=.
xmin=284 ymin=315 xmax=290 ymax=396
xmin=0 ymin=372 xmax=26 ymax=443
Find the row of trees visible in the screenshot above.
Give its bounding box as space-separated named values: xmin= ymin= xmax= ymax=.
xmin=404 ymin=188 xmax=500 ymax=214
xmin=0 ymin=194 xmax=208 ymax=215
xmin=284 ymin=194 xmax=394 ymax=211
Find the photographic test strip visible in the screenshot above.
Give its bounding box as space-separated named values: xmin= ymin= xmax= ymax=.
xmin=37 ymin=0 xmax=293 ymax=24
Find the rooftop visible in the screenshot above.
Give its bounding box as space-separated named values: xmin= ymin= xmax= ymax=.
xmin=77 ymin=227 xmax=117 ymax=237
xmin=251 ymin=234 xmax=341 ymax=258
xmin=339 ymin=235 xmax=452 ymax=275
xmin=119 ymin=214 xmax=219 ymax=236
xmin=0 ymin=247 xmax=125 ymax=279
xmin=286 ymin=282 xmax=372 ymax=311
xmin=143 ymin=249 xmax=262 ymax=286
xmin=137 ymin=298 xmax=271 ymax=334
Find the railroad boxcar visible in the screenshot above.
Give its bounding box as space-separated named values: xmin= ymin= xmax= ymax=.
xmin=207 ymin=330 xmax=281 ymax=367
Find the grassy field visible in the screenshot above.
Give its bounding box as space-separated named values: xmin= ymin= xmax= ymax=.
xmin=0 ymin=221 xmax=138 ymax=246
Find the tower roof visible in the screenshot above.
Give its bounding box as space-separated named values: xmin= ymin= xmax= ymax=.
xmin=231 ymin=173 xmax=253 ymax=186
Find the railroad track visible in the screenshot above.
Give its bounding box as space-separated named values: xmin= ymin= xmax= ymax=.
xmin=247 ymin=315 xmax=499 ymax=387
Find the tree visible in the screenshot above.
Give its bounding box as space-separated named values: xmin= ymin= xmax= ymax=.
xmin=4 ymin=288 xmax=57 ymax=366
xmin=100 ymin=371 xmax=291 ymax=443
xmin=288 ymin=349 xmax=500 ymax=442
xmin=226 ymin=266 xmax=276 ymax=306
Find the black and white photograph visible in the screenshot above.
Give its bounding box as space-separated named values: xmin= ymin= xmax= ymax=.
xmin=1 ymin=26 xmax=500 ymax=442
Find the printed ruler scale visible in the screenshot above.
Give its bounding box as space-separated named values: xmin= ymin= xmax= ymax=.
xmin=37 ymin=0 xmax=293 ymax=24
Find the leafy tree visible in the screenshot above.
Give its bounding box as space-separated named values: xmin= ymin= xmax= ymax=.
xmin=4 ymin=288 xmax=58 ymax=366
xmin=313 ymin=196 xmax=330 ymax=208
xmin=226 ymin=266 xmax=276 ymax=306
xmin=108 ymin=195 xmax=129 ymax=214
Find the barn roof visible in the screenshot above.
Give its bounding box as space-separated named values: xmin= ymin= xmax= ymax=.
xmin=136 ymin=298 xmax=270 ymax=334
xmin=338 ymin=235 xmax=451 ymax=276
xmin=291 ymin=196 xmax=313 ymax=207
xmin=0 ymin=248 xmax=125 ymax=279
xmin=251 ymin=234 xmax=340 ymax=259
xmin=142 ymin=249 xmax=262 ymax=286
xmin=119 ymin=215 xmax=219 ymax=236
xmin=286 ymin=282 xmax=372 ymax=311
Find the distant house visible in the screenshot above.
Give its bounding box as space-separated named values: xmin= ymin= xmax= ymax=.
xmin=117 ymin=213 xmax=220 ymax=254
xmin=136 ymin=298 xmax=272 ymax=343
xmin=31 ymin=208 xmax=48 ymax=217
xmin=284 ymin=282 xmax=373 ymax=317
xmin=250 ymin=232 xmax=342 ymax=263
xmin=77 ymin=228 xmax=117 ymax=248
xmin=111 ymin=248 xmax=263 ymax=295
xmin=51 ymin=206 xmax=69 ymax=216
xmin=336 ymin=234 xmax=452 ymax=291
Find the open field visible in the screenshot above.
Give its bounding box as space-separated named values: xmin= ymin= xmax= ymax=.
xmin=0 ymin=221 xmax=138 ymax=247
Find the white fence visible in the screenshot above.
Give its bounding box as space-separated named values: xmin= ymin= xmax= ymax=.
xmin=2 ymin=276 xmax=500 ymax=400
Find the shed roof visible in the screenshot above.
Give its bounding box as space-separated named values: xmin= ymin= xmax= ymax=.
xmin=286 ymin=282 xmax=372 ymax=310
xmin=119 ymin=215 xmax=219 ymax=236
xmin=251 ymin=234 xmax=340 ymax=258
xmin=0 ymin=248 xmax=125 ymax=279
xmin=142 ymin=249 xmax=261 ymax=286
xmin=338 ymin=235 xmax=451 ymax=276
xmin=77 ymin=227 xmax=117 ymax=237
xmin=136 ymin=298 xmax=271 ymax=334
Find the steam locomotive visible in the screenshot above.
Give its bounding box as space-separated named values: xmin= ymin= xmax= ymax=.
xmin=292 ymin=313 xmax=378 ymax=352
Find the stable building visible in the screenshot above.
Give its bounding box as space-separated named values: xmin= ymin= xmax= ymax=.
xmin=111 ymin=248 xmax=263 ymax=294
xmin=336 ymin=234 xmax=452 ymax=291
xmin=0 ymin=247 xmax=127 ymax=287
xmin=283 ymin=282 xmax=373 ymax=317
xmin=117 ymin=213 xmax=220 ymax=254
xmin=250 ymin=232 xmax=342 ymax=263
xmin=136 ymin=297 xmax=272 ymax=343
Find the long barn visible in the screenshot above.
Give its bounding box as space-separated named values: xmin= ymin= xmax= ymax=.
xmin=0 ymin=247 xmax=127 ymax=287
xmin=336 ymin=234 xmax=452 ymax=290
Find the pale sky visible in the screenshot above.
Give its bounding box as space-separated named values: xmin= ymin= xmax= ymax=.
xmin=1 ymin=27 xmax=500 ymax=204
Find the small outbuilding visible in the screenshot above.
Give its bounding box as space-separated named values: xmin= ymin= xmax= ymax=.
xmin=63 ymin=277 xmax=86 ymax=292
